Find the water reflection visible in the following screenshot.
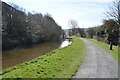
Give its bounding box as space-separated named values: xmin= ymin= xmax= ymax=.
xmin=60 ymin=39 xmax=72 ymax=48
xmin=2 ymin=39 xmax=72 ymax=69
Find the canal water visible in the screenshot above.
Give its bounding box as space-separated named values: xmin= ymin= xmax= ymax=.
xmin=2 ymin=39 xmax=72 ymax=69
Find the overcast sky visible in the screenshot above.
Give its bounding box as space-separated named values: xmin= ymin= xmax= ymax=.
xmin=2 ymin=0 xmax=113 ymax=29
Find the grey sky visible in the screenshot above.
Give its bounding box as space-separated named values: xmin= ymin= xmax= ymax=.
xmin=2 ymin=0 xmax=113 ymax=29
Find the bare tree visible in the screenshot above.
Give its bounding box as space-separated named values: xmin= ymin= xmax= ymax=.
xmin=2 ymin=2 xmax=62 ymax=50
xmin=106 ymin=0 xmax=120 ymax=26
xmin=106 ymin=0 xmax=120 ymax=50
xmin=68 ymin=19 xmax=78 ymax=35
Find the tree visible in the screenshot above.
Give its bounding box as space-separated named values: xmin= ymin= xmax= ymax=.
xmin=2 ymin=2 xmax=27 ymax=49
xmin=87 ymin=28 xmax=96 ymax=38
xmin=106 ymin=0 xmax=120 ymax=26
xmin=96 ymin=19 xmax=118 ymax=50
xmin=96 ymin=25 xmax=106 ymax=41
xmin=2 ymin=2 xmax=63 ymax=50
xmin=68 ymin=20 xmax=78 ymax=35
xmin=77 ymin=28 xmax=86 ymax=37
xmin=103 ymin=19 xmax=118 ymax=50
xmin=106 ymin=0 xmax=120 ymax=50
xmin=68 ymin=29 xmax=72 ymax=36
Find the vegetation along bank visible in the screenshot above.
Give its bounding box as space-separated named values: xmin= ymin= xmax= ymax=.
xmin=1 ymin=37 xmax=86 ymax=78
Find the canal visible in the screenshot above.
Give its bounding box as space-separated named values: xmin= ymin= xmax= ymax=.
xmin=2 ymin=39 xmax=72 ymax=69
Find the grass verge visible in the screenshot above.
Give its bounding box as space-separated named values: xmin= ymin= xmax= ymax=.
xmin=1 ymin=37 xmax=86 ymax=78
xmin=86 ymin=38 xmax=118 ymax=61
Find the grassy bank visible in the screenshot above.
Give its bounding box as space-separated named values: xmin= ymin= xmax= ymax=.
xmin=87 ymin=38 xmax=118 ymax=61
xmin=1 ymin=37 xmax=86 ymax=78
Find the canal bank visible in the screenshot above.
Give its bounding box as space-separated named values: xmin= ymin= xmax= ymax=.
xmin=1 ymin=37 xmax=86 ymax=78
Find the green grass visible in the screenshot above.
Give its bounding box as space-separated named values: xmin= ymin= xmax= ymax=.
xmin=1 ymin=37 xmax=86 ymax=78
xmin=86 ymin=38 xmax=118 ymax=61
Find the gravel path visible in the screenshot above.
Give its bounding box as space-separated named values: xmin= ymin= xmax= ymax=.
xmin=73 ymin=38 xmax=118 ymax=78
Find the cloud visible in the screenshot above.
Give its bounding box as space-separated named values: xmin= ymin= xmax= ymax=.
xmin=2 ymin=0 xmax=111 ymax=29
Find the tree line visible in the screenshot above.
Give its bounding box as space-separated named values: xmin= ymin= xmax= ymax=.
xmin=67 ymin=0 xmax=119 ymax=50
xmin=87 ymin=0 xmax=119 ymax=50
xmin=86 ymin=19 xmax=119 ymax=50
xmin=2 ymin=2 xmax=63 ymax=50
xmin=67 ymin=18 xmax=119 ymax=51
xmin=68 ymin=19 xmax=86 ymax=37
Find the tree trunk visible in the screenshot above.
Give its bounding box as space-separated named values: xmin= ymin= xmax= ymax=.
xmin=110 ymin=41 xmax=113 ymax=50
xmin=108 ymin=40 xmax=110 ymax=44
xmin=91 ymin=35 xmax=93 ymax=38
xmin=97 ymin=36 xmax=100 ymax=41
